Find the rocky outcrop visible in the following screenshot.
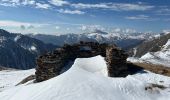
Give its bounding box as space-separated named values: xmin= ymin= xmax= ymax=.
xmin=16 ymin=75 xmax=35 ymax=85
xmin=35 ymin=42 xmax=129 ymax=82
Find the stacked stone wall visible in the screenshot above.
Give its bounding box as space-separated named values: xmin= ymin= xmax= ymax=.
xmin=35 ymin=42 xmax=128 ymax=82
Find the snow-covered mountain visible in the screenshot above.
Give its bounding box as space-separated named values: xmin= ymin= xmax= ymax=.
xmin=0 ymin=29 xmax=57 ymax=69
xmin=28 ymin=30 xmax=154 ymax=49
xmin=128 ymin=33 xmax=170 ymax=67
xmin=131 ymin=33 xmax=170 ymax=57
xmin=0 ymin=55 xmax=170 ymax=100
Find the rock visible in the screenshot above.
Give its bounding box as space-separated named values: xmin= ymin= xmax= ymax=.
xmin=16 ymin=75 xmax=35 ymax=85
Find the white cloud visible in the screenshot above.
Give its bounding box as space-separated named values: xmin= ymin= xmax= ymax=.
xmin=115 ymin=3 xmax=154 ymax=11
xmin=49 ymin=0 xmax=69 ymax=6
xmin=22 ymin=0 xmax=35 ymax=5
xmin=112 ymin=28 xmax=121 ymax=33
xmin=162 ymin=29 xmax=170 ymax=34
xmin=0 ymin=2 xmax=17 ymax=7
xmin=112 ymin=28 xmax=136 ymax=33
xmin=123 ymin=28 xmax=136 ymax=33
xmin=0 ymin=1 xmax=155 ymax=13
xmin=80 ymin=25 xmax=87 ymax=31
xmin=156 ymin=7 xmax=170 ymax=16
xmin=6 ymin=0 xmax=20 ymax=4
xmin=55 ymin=26 xmax=60 ymax=30
xmin=0 ymin=0 xmax=36 ymax=7
xmin=27 ymin=25 xmax=34 ymax=29
xmin=36 ymin=3 xmax=51 ymax=9
xmin=79 ymin=25 xmax=137 ymax=34
xmin=66 ymin=28 xmax=70 ymax=30
xmin=72 ymin=3 xmax=110 ymax=9
xmin=79 ymin=25 xmax=105 ymax=32
xmin=125 ymin=15 xmax=159 ymax=21
xmin=0 ymin=20 xmax=47 ymax=28
xmin=0 ymin=0 xmax=50 ymax=9
xmin=58 ymin=9 xmax=85 ymax=14
xmin=125 ymin=15 xmax=149 ymax=20
xmin=71 ymin=3 xmax=154 ymax=11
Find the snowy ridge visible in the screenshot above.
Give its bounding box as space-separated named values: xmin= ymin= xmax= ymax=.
xmin=0 ymin=56 xmax=170 ymax=100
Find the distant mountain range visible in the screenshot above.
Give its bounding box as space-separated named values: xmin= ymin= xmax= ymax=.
xmin=0 ymin=29 xmax=57 ymax=69
xmin=28 ymin=30 xmax=155 ymax=50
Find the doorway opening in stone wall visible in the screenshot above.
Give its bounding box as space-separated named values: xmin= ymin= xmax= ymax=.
xmin=35 ymin=41 xmax=131 ymax=82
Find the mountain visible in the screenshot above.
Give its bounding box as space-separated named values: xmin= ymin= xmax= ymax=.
xmin=132 ymin=33 xmax=170 ymax=57
xmin=128 ymin=33 xmax=170 ymax=67
xmin=0 ymin=29 xmax=57 ymax=69
xmin=1 ymin=56 xmax=170 ymax=100
xmin=28 ymin=31 xmax=154 ymax=50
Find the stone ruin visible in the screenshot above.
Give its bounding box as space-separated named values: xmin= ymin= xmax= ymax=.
xmin=35 ymin=41 xmax=129 ymax=82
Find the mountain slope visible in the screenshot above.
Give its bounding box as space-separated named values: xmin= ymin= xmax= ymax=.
xmin=0 ymin=38 xmax=36 ymax=69
xmin=128 ymin=39 xmax=170 ymax=67
xmin=132 ymin=33 xmax=170 ymax=57
xmin=0 ymin=56 xmax=170 ymax=100
xmin=0 ymin=29 xmax=57 ymax=69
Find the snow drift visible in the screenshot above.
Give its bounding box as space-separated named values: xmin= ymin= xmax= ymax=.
xmin=0 ymin=55 xmax=170 ymax=100
xmin=0 ymin=69 xmax=35 ymax=92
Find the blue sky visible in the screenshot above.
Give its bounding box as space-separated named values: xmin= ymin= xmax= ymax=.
xmin=0 ymin=0 xmax=170 ymax=34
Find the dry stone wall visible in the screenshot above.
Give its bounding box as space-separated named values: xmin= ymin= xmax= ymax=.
xmin=35 ymin=41 xmax=129 ymax=82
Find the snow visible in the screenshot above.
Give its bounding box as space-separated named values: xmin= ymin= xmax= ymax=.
xmin=127 ymin=57 xmax=142 ymax=63
xmin=0 ymin=55 xmax=170 ymax=100
xmin=30 ymin=46 xmax=37 ymax=51
xmin=0 ymin=69 xmax=35 ymax=92
xmin=133 ymin=48 xmax=137 ymax=57
xmin=73 ymin=56 xmax=108 ymax=76
xmin=20 ymin=45 xmax=37 ymax=52
xmin=14 ymin=35 xmax=21 ymax=42
xmin=154 ymin=34 xmax=161 ymax=38
xmin=162 ymin=39 xmax=170 ymax=50
xmin=128 ymin=39 xmax=170 ymax=67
